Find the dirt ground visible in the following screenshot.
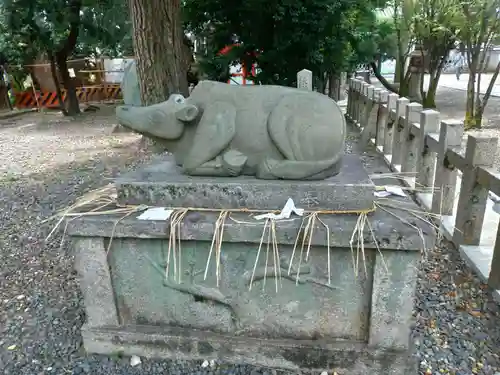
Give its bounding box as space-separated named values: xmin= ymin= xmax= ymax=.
xmin=0 ymin=105 xmax=146 ymax=179
xmin=434 ymin=87 xmax=500 ymax=130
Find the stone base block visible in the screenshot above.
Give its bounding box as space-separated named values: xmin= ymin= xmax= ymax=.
xmin=81 ymin=324 xmax=416 ymax=374
xmin=115 ymin=154 xmax=375 ymax=211
xmin=68 ymin=175 xmax=434 ymax=375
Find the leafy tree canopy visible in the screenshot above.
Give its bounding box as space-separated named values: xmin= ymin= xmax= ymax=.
xmin=0 ymin=0 xmax=132 ymax=61
xmin=184 ymin=0 xmax=388 ymax=86
xmin=0 ymin=0 xmax=132 ymax=114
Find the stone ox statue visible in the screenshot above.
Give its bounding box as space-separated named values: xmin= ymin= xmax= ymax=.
xmin=116 ymin=80 xmax=346 ymax=180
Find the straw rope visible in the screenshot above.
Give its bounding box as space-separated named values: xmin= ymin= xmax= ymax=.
xmin=44 ymin=182 xmax=435 ymax=291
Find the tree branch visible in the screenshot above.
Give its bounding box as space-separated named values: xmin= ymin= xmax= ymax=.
xmin=57 ymin=0 xmax=83 ymax=57
xmin=481 ymin=59 xmax=500 ymax=110
xmin=369 ymin=61 xmax=398 ymax=93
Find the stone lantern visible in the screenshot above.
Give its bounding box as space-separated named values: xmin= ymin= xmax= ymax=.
xmin=407 ymin=44 xmax=428 ymax=101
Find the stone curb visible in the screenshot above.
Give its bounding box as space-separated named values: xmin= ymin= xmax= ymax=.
xmin=0 ymin=108 xmax=36 ymax=121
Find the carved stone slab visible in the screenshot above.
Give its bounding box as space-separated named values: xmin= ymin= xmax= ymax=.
xmin=115 ymin=154 xmax=375 ymax=211
xmin=297 ymin=69 xmax=313 ymax=91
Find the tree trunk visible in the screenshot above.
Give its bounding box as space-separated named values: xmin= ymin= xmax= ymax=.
xmin=0 ymin=66 xmax=13 ymax=110
xmin=421 ymin=71 xmax=441 ymax=109
xmin=464 ymin=66 xmax=478 ymax=129
xmin=480 ymin=60 xmax=500 ymax=111
xmin=48 ymin=51 xmax=67 ymax=115
xmin=394 ymin=58 xmax=402 ymax=83
xmin=54 ymin=0 xmax=82 ymax=116
xmin=422 ymin=85 xmax=437 ymax=109
xmin=370 ymin=62 xmax=399 ymax=93
xmin=129 ymin=0 xmax=189 ymax=105
xmin=328 ymin=72 xmax=341 ymax=101
xmin=55 ymin=53 xmax=80 ymax=116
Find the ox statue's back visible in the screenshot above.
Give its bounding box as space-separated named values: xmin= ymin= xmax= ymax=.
xmin=116 ymin=80 xmax=346 ymax=180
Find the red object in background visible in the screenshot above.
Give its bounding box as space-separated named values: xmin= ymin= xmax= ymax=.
xmin=218 ymin=44 xmax=260 ymax=85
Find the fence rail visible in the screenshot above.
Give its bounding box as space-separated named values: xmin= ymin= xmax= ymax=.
xmin=347 ymin=76 xmax=500 ymax=292
xmin=14 ymin=84 xmax=123 ymax=109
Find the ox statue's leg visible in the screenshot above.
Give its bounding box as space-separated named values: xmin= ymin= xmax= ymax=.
xmin=182 ymin=101 xmax=246 ymax=177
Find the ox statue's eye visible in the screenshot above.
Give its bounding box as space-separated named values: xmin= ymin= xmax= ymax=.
xmin=175 ymin=96 xmax=185 ymax=104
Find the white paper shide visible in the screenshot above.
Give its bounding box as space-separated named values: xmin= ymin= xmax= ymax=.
xmin=254 ymin=198 xmax=304 ymax=220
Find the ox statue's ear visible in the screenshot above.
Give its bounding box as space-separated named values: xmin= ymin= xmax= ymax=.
xmin=175 ymin=104 xmax=199 ymax=122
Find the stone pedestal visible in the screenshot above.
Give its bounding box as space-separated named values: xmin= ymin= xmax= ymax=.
xmin=67 ymin=155 xmax=433 ymax=374
xmin=115 ymin=155 xmax=374 ymax=211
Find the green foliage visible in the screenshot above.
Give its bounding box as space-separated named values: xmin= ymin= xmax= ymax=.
xmin=412 ymin=0 xmax=462 ymax=67
xmin=77 ymin=0 xmax=133 ymax=57
xmin=0 ymin=0 xmax=132 ymax=64
xmin=460 ymin=0 xmax=500 ymax=63
xmin=0 ymin=0 xmax=132 ymax=115
xmin=460 ymin=0 xmax=500 ymax=128
xmin=196 ymin=46 xmax=242 ymax=83
xmin=184 ymin=0 xmax=386 ymax=86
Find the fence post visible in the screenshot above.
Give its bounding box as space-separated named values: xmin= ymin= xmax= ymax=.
xmin=354 ymin=77 xmax=364 ymax=125
xmin=360 ymin=85 xmax=375 ymax=129
xmin=416 ymin=110 xmax=440 ymax=191
xmin=453 ymin=136 xmax=498 ymax=246
xmin=375 ymin=90 xmax=389 ymax=149
xmin=383 ymin=93 xmax=399 ymax=156
xmin=390 ymin=97 xmax=410 ymax=168
xmin=401 ymin=102 xmax=423 ymax=174
xmin=488 ymin=224 xmax=500 ymax=288
xmin=357 ymin=82 xmax=369 ymax=127
xmin=360 ymin=86 xmax=379 ymax=147
xmin=347 ymin=79 xmax=354 ymax=120
xmin=431 ymin=120 xmax=464 ymax=215
xmin=353 ymin=79 xmax=362 ymax=124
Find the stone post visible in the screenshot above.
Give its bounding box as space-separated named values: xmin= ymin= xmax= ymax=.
xmin=360 ymin=87 xmax=381 ymax=147
xmin=416 ymin=110 xmax=440 ymax=190
xmin=358 ymin=82 xmax=370 ymax=127
xmin=297 ymin=69 xmax=313 ymax=91
xmin=74 ymin=237 xmax=119 ymax=328
xmin=360 ymin=85 xmax=375 ymax=129
xmin=401 ymin=102 xmax=423 ymax=174
xmin=391 ymin=97 xmax=410 ymax=168
xmin=453 ymin=136 xmax=498 ymax=245
xmin=351 ymin=78 xmax=358 ymax=120
xmin=354 ymin=77 xmax=365 ymax=125
xmin=339 ymin=72 xmax=347 ymax=101
xmin=347 ymin=79 xmax=354 ymax=120
xmin=383 ymin=94 xmax=399 ymax=156
xmin=431 ymin=120 xmax=464 ymax=215
xmin=375 ymin=90 xmax=389 ymax=149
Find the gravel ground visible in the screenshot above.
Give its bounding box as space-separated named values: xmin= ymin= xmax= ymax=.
xmin=414 ymin=239 xmax=500 ymax=375
xmin=0 ymin=108 xmax=287 ymax=375
xmin=0 ymin=104 xmax=500 ymax=375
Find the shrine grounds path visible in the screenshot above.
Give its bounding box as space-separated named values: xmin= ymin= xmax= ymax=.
xmin=0 ymin=97 xmax=499 ymax=375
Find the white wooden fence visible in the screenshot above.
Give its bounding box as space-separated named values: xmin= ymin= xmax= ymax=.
xmin=347 ymin=76 xmax=500 ymax=293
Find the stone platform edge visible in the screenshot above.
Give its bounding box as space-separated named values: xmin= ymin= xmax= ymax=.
xmin=114 ymin=154 xmax=375 ymax=211
xmin=81 ymin=324 xmax=416 ymax=374
xmin=65 ymin=209 xmax=433 ymax=251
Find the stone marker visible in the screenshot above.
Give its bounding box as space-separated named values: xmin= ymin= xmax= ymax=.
xmin=297 ymin=69 xmax=313 ymax=91
xmin=116 ymin=80 xmax=346 ymax=180
xmin=120 ymin=60 xmax=142 ymax=106
xmin=112 ymin=60 xmax=140 ymax=134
